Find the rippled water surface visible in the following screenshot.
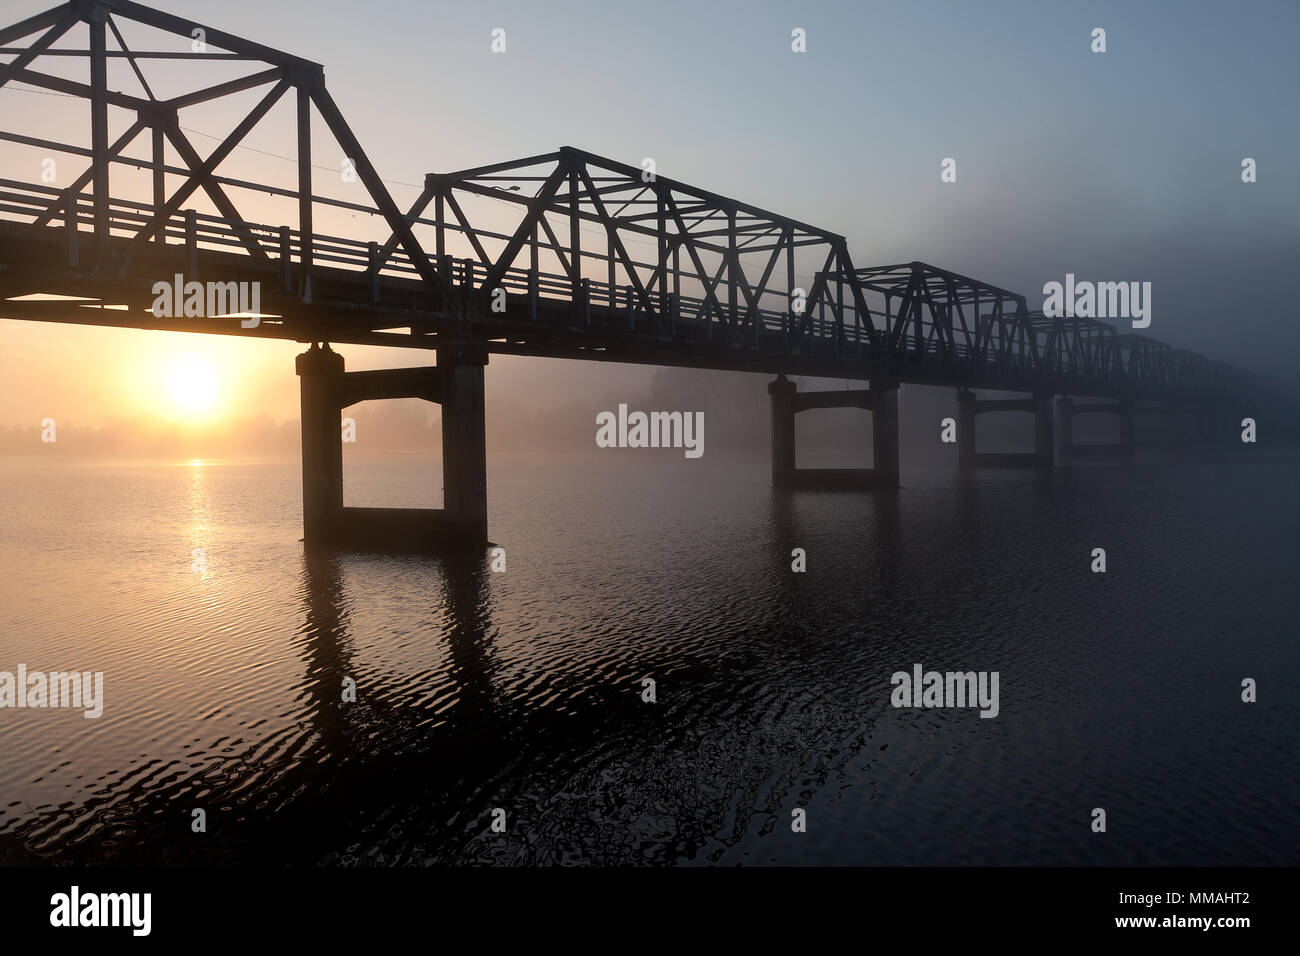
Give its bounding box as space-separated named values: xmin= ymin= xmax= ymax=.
xmin=0 ymin=451 xmax=1296 ymax=865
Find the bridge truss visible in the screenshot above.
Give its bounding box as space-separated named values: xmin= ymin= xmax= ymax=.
xmin=0 ymin=0 xmax=1251 ymax=403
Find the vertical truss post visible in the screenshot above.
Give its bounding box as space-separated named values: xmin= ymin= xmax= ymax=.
xmin=672 ymin=241 xmax=680 ymax=302
xmin=438 ymin=255 xmax=451 ymax=304
xmin=607 ymin=231 xmax=615 ymax=306
xmin=89 ymin=6 xmax=109 ymax=254
xmin=434 ymin=186 xmax=445 ymax=262
xmin=569 ymin=159 xmax=581 ymax=324
xmin=278 ymin=226 xmax=291 ymax=290
xmin=296 ymin=82 xmax=313 ymax=302
xmin=656 ymin=187 xmax=667 ymax=337
xmin=64 ymin=189 xmax=78 ymax=267
xmin=785 ymin=231 xmax=796 ymax=352
xmin=151 ymin=122 xmax=165 ymax=246
xmin=727 ymin=206 xmax=738 ymax=342
xmin=185 ymin=208 xmax=197 ymax=277
xmin=367 ymin=241 xmax=380 ymax=302
xmin=529 ymin=222 xmax=538 ymax=321
xmin=835 ymin=246 xmax=847 ymax=356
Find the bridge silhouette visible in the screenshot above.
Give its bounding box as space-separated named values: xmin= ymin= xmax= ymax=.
xmin=0 ymin=0 xmax=1255 ymax=550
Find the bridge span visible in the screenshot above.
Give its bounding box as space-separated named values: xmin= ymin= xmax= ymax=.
xmin=0 ymin=0 xmax=1255 ymax=549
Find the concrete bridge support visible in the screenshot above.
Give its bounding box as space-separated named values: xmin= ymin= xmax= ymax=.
xmin=438 ymin=342 xmax=489 ymax=544
xmin=872 ymin=380 xmax=901 ymax=487
xmin=768 ymin=374 xmax=797 ymax=486
xmin=296 ymin=344 xmax=345 ymax=546
xmin=768 ymin=374 xmax=899 ymax=489
xmin=1160 ymin=406 xmax=1186 ymax=447
xmin=955 ymin=389 xmax=1054 ymax=468
xmin=1056 ymin=396 xmax=1135 ymax=461
xmin=295 ymin=342 xmax=489 ymax=551
xmin=1193 ymin=407 xmax=1221 ymax=443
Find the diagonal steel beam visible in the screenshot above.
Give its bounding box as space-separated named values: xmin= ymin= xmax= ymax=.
xmin=127 ymin=78 xmax=288 ymax=251
xmin=662 ymin=191 xmax=726 ymax=320
xmin=309 ymin=83 xmax=452 ymax=314
xmin=164 ymin=121 xmax=270 ymax=260
xmin=374 ymin=186 xmax=433 ymax=271
xmin=476 ymin=164 xmax=568 ymax=298
xmin=1 ymin=65 xmax=149 ymax=109
xmin=441 ymin=189 xmax=491 ymax=266
xmin=0 ymin=3 xmax=70 ymax=47
xmin=0 ymin=9 xmax=77 ymax=90
xmin=30 ymin=117 xmax=147 ymax=227
xmin=576 ymin=164 xmax=652 ymax=312
xmin=165 ymin=66 xmax=282 ymax=110
xmin=536 ymin=212 xmax=572 ymax=278
xmin=107 ymin=14 xmax=153 ymax=101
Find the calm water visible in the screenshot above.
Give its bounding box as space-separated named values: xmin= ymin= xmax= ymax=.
xmin=0 ymin=450 xmax=1296 ymax=866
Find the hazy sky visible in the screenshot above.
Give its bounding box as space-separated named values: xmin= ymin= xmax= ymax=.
xmin=1 ymin=0 xmax=1296 ymax=431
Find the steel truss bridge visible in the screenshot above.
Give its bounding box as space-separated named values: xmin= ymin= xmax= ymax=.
xmin=0 ymin=0 xmax=1252 ymax=406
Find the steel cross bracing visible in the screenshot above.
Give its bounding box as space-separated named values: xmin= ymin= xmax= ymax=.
xmin=0 ymin=0 xmax=1252 ymax=403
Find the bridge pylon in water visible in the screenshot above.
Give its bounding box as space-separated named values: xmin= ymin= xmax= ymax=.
xmin=296 ymin=342 xmax=487 ymax=551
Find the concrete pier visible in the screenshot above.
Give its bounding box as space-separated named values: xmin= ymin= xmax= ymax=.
xmin=768 ymin=374 xmax=899 ymax=489
xmin=768 ymin=373 xmax=797 ymax=487
xmin=1056 ymin=396 xmax=1074 ymax=461
xmin=870 ymin=377 xmax=901 ymax=487
xmin=956 ymin=388 xmax=1054 ymax=468
xmin=296 ymin=344 xmax=345 ymax=546
xmin=438 ymin=341 xmax=489 ymax=544
xmin=1056 ymin=396 xmax=1136 ymax=461
xmin=295 ymin=341 xmax=490 ymax=551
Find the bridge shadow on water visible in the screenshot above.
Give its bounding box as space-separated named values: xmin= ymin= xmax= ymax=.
xmin=256 ymin=534 xmax=873 ymax=866
xmin=1 ymin=536 xmax=809 ymax=864
xmin=4 ymin=479 xmax=908 ymax=866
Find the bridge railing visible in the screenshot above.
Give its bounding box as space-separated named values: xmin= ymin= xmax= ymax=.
xmin=2 ymin=172 xmax=1233 ymax=400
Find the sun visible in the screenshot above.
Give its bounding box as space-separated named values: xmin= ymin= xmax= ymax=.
xmin=167 ymin=353 xmax=220 ymax=417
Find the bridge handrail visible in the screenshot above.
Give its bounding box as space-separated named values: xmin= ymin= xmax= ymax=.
xmin=0 ymin=178 xmax=1242 ymax=401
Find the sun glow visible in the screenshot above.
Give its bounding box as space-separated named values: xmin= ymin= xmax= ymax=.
xmin=167 ymin=353 xmax=220 ymax=418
